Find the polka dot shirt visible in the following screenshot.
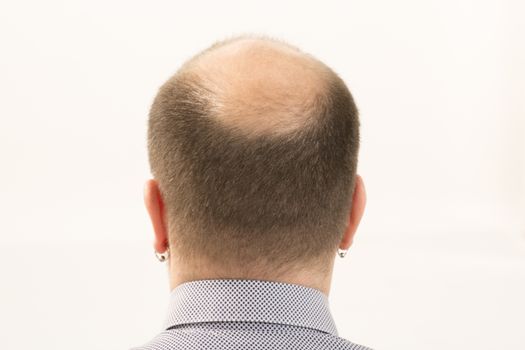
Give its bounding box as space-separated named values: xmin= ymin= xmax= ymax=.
xmin=131 ymin=279 xmax=373 ymax=350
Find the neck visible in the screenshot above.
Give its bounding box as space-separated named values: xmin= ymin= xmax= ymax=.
xmin=167 ymin=256 xmax=335 ymax=297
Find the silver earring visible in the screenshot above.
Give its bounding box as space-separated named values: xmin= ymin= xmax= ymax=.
xmin=337 ymin=248 xmax=348 ymax=258
xmin=155 ymin=248 xmax=169 ymax=262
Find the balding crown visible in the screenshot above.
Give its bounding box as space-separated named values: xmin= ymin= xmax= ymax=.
xmin=175 ymin=36 xmax=332 ymax=137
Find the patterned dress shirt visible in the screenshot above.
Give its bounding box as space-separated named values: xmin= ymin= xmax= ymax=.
xmin=131 ymin=279 xmax=373 ymax=350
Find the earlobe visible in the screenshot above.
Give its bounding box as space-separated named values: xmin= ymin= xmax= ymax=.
xmin=144 ymin=179 xmax=170 ymax=254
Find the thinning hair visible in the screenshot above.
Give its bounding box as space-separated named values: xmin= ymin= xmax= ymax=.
xmin=147 ymin=35 xmax=360 ymax=274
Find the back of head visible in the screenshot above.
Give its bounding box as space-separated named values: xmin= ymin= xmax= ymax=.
xmin=147 ymin=35 xmax=360 ymax=277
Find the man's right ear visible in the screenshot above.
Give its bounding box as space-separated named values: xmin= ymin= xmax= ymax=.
xmin=143 ymin=179 xmax=169 ymax=255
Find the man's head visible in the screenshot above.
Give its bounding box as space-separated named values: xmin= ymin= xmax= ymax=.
xmin=144 ymin=35 xmax=366 ymax=294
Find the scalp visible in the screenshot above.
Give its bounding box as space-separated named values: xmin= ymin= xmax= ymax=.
xmin=177 ymin=36 xmax=332 ymax=137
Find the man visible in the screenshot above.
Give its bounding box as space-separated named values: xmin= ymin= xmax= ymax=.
xmin=135 ymin=34 xmax=370 ymax=350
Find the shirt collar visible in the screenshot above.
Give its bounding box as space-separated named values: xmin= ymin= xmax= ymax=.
xmin=163 ymin=278 xmax=339 ymax=336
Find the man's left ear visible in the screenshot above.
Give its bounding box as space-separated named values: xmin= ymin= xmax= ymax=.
xmin=143 ymin=179 xmax=169 ymax=254
xmin=339 ymin=174 xmax=366 ymax=251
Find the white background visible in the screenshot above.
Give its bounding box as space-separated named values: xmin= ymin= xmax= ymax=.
xmin=0 ymin=1 xmax=524 ymax=349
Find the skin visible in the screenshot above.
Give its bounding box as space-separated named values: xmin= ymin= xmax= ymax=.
xmin=143 ymin=38 xmax=367 ymax=297
xmin=180 ymin=37 xmax=332 ymax=137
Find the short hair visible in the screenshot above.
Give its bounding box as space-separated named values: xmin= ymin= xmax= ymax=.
xmin=147 ymin=35 xmax=360 ymax=274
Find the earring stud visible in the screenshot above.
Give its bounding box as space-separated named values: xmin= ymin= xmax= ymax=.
xmin=337 ymin=248 xmax=348 ymax=258
xmin=155 ymin=248 xmax=169 ymax=262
